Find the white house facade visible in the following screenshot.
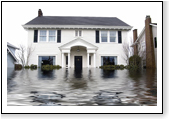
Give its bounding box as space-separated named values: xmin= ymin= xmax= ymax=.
xmin=23 ymin=9 xmax=132 ymax=68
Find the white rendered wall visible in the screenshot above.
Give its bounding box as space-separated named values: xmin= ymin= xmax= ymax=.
xmin=27 ymin=29 xmax=129 ymax=67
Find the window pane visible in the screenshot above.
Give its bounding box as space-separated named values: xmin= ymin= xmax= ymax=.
xmin=40 ymin=30 xmax=46 ymax=41
xmin=110 ymin=31 xmax=116 ymax=37
xmin=40 ymin=36 xmax=46 ymax=41
xmin=101 ymin=31 xmax=107 ymax=42
xmin=49 ymin=30 xmax=55 ymax=36
xmin=101 ymin=56 xmax=117 ymax=65
xmin=49 ymin=36 xmax=55 ymax=41
xmin=110 ymin=31 xmax=116 ymax=42
xmin=110 ymin=37 xmax=116 ymax=42
xmin=39 ymin=56 xmax=55 ymax=67
xmin=40 ymin=30 xmax=46 ymax=36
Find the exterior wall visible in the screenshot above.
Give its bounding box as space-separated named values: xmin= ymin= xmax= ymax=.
xmin=27 ymin=29 xmax=129 ymax=67
xmin=152 ymin=26 xmax=157 ymax=67
xmin=7 ymin=53 xmax=15 ymax=68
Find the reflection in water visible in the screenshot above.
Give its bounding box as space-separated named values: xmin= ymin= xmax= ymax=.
xmin=74 ymin=68 xmax=82 ymax=78
xmin=38 ymin=70 xmax=55 ymax=80
xmin=101 ymin=69 xmax=116 ymax=79
xmin=7 ymin=68 xmax=157 ymax=106
xmin=7 ymin=68 xmax=17 ymax=92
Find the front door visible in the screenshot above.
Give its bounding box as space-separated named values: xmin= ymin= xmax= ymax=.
xmin=75 ymin=56 xmax=82 ymax=69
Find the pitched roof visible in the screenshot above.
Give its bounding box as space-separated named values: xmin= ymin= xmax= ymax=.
xmin=25 ymin=16 xmax=131 ymax=26
xmin=7 ymin=42 xmax=19 ymax=50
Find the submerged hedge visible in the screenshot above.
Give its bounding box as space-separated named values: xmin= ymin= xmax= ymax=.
xmin=24 ymin=64 xmax=37 ymax=69
xmin=99 ymin=64 xmax=141 ymax=70
xmin=41 ymin=65 xmax=62 ymax=71
xmin=99 ymin=65 xmax=125 ymax=70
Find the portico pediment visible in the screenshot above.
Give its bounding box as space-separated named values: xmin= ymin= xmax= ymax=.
xmin=59 ymin=38 xmax=98 ymax=50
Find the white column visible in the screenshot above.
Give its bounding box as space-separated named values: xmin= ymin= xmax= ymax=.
xmin=68 ymin=53 xmax=70 ymax=68
xmin=93 ymin=53 xmax=96 ymax=68
xmin=87 ymin=53 xmax=89 ymax=68
xmin=62 ymin=53 xmax=64 ymax=68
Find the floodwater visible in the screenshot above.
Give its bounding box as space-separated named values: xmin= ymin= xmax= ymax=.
xmin=7 ymin=68 xmax=157 ymax=106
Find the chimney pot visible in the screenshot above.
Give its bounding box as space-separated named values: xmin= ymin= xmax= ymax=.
xmin=146 ymin=15 xmax=150 ymax=19
xmin=38 ymin=9 xmax=43 ymax=17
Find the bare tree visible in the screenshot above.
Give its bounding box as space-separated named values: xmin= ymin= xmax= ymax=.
xmin=122 ymin=38 xmax=134 ymax=65
xmin=16 ymin=44 xmax=35 ymax=67
xmin=26 ymin=44 xmax=35 ymax=66
xmin=16 ymin=44 xmax=26 ymax=67
xmin=137 ymin=42 xmax=146 ymax=66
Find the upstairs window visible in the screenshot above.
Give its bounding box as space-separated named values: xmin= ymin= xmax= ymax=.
xmin=49 ymin=30 xmax=56 ymax=42
xmin=39 ymin=30 xmax=47 ymax=42
xmin=75 ymin=30 xmax=82 ymax=37
xmin=100 ymin=31 xmax=117 ymax=43
xmin=101 ymin=31 xmax=108 ymax=42
xmin=110 ymin=31 xmax=116 ymax=42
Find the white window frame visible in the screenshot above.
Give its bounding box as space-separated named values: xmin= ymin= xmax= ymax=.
xmin=48 ymin=30 xmax=56 ymax=42
xmin=38 ymin=30 xmax=57 ymax=43
xmin=39 ymin=30 xmax=47 ymax=42
xmin=100 ymin=30 xmax=118 ymax=43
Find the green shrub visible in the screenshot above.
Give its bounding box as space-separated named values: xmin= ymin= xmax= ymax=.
xmin=129 ymin=55 xmax=141 ymax=66
xmin=41 ymin=65 xmax=62 ymax=71
xmin=15 ymin=64 xmax=22 ymax=70
xmin=30 ymin=64 xmax=37 ymax=69
xmin=119 ymin=65 xmax=125 ymax=69
xmin=24 ymin=65 xmax=30 ymax=69
xmin=99 ymin=64 xmax=125 ymax=70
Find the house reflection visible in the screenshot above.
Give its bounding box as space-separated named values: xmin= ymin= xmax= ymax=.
xmin=7 ymin=68 xmax=17 ymax=92
xmin=38 ymin=69 xmax=54 ymax=80
xmin=145 ymin=69 xmax=157 ymax=97
xmin=101 ymin=69 xmax=116 ymax=79
xmin=74 ymin=68 xmax=83 ymax=79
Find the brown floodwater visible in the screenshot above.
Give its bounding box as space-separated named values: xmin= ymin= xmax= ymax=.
xmin=7 ymin=68 xmax=157 ymax=106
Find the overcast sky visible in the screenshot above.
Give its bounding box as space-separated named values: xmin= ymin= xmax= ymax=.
xmin=2 ymin=2 xmax=162 ymax=47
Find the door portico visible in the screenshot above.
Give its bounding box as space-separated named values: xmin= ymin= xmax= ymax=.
xmin=59 ymin=38 xmax=98 ymax=68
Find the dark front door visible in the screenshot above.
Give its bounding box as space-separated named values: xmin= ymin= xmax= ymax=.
xmin=75 ymin=56 xmax=82 ymax=69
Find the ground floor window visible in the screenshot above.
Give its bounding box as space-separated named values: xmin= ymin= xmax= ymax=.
xmin=101 ymin=56 xmax=117 ymax=66
xmin=38 ymin=56 xmax=55 ymax=67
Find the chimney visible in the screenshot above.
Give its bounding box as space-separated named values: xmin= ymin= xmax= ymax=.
xmin=38 ymin=9 xmax=43 ymax=17
xmin=133 ymin=29 xmax=138 ymax=55
xmin=145 ymin=15 xmax=155 ymax=68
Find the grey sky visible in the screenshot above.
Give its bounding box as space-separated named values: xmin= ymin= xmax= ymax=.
xmin=2 ymin=2 xmax=162 ymax=47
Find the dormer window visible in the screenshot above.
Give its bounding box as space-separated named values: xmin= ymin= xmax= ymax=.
xmin=75 ymin=30 xmax=82 ymax=37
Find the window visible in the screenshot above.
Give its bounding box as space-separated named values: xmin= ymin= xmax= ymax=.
xmin=101 ymin=31 xmax=108 ymax=42
xmin=75 ymin=30 xmax=82 ymax=37
xmin=101 ymin=31 xmax=117 ymax=43
xmin=154 ymin=37 xmax=157 ymax=48
xmin=110 ymin=31 xmax=116 ymax=42
xmin=39 ymin=30 xmax=47 ymax=41
xmin=38 ymin=56 xmax=55 ymax=67
xmin=101 ymin=56 xmax=117 ymax=66
xmin=49 ymin=30 xmax=56 ymax=42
